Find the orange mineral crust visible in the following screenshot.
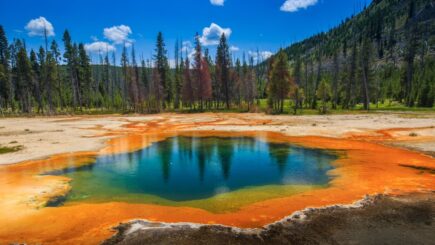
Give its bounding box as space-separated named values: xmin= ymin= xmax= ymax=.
xmin=0 ymin=127 xmax=434 ymax=245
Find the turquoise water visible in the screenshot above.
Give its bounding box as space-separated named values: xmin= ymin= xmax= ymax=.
xmin=48 ymin=136 xmax=336 ymax=203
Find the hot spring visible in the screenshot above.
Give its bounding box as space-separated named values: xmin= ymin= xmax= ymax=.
xmin=46 ymin=136 xmax=337 ymax=212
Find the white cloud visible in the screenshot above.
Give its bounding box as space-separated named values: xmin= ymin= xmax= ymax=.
xmin=124 ymin=42 xmax=134 ymax=48
xmin=280 ymin=0 xmax=318 ymax=12
xmin=230 ymin=45 xmax=239 ymax=52
xmin=210 ymin=0 xmax=225 ymax=6
xmin=179 ymin=41 xmax=196 ymax=60
xmin=248 ymin=50 xmax=273 ymax=63
xmin=84 ymin=41 xmax=116 ymax=54
xmin=25 ymin=17 xmax=55 ymax=37
xmin=103 ymin=25 xmax=133 ymax=45
xmin=181 ymin=41 xmax=193 ymax=53
xmin=199 ymin=23 xmax=232 ymax=46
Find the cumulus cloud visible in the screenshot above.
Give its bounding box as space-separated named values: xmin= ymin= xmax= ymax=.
xmin=84 ymin=41 xmax=116 ymax=54
xmin=210 ymin=0 xmax=225 ymax=6
xmin=103 ymin=25 xmax=133 ymax=45
xmin=179 ymin=41 xmax=196 ymax=60
xmin=199 ymin=23 xmax=232 ymax=46
xmin=25 ymin=17 xmax=55 ymax=37
xmin=280 ymin=0 xmax=318 ymax=12
xmin=230 ymin=45 xmax=239 ymax=52
xmin=248 ymin=50 xmax=273 ymax=63
xmin=181 ymin=41 xmax=193 ymax=53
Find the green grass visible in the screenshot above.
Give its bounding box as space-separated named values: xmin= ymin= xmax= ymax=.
xmin=0 ymin=100 xmax=433 ymax=117
xmin=0 ymin=145 xmax=23 ymax=154
xmin=257 ymin=99 xmax=435 ymax=115
xmin=353 ymin=101 xmax=435 ymax=112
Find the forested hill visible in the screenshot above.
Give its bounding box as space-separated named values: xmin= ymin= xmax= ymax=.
xmin=279 ymin=0 xmax=435 ymax=109
xmin=284 ymin=0 xmax=434 ymax=59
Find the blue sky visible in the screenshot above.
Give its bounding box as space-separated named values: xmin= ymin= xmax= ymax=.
xmin=0 ymin=0 xmax=371 ymax=64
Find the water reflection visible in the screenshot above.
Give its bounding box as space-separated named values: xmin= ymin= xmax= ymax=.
xmin=49 ymin=136 xmax=337 ymax=202
xmin=216 ymin=138 xmax=234 ymax=180
xmin=196 ymin=137 xmax=213 ymax=181
xmin=155 ymin=139 xmax=172 ymax=182
xmin=268 ymin=144 xmax=291 ymax=175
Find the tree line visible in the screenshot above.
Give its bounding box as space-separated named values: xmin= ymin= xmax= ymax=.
xmin=0 ymin=26 xmax=267 ymax=115
xmin=0 ymin=0 xmax=433 ymax=116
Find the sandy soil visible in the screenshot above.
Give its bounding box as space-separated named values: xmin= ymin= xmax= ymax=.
xmin=1 ymin=112 xmax=434 ymax=165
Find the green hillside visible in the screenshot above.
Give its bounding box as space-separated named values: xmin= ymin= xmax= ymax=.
xmin=279 ymin=0 xmax=434 ymax=109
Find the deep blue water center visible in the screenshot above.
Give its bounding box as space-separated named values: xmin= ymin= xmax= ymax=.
xmin=49 ymin=136 xmax=336 ymax=202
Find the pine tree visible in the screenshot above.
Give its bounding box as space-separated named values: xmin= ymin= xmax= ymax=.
xmin=192 ymin=34 xmax=202 ymax=107
xmin=50 ymin=40 xmax=63 ymax=110
xmin=9 ymin=39 xmax=20 ymax=112
xmin=266 ymin=55 xmax=275 ymax=109
xmin=72 ymin=43 xmax=82 ymax=108
xmin=293 ymin=55 xmax=301 ymax=86
xmin=268 ymin=51 xmax=293 ymax=113
xmin=290 ymin=86 xmax=304 ymax=115
xmin=311 ymin=48 xmax=322 ymax=109
xmin=130 ymin=45 xmax=140 ymax=111
xmin=15 ymin=43 xmax=33 ymax=113
xmin=0 ymin=25 xmax=11 ymax=112
xmin=316 ymin=78 xmax=331 ymax=114
xmin=154 ymin=32 xmax=171 ymax=108
xmin=199 ymin=58 xmax=212 ymax=109
xmin=178 ymin=56 xmax=185 ymax=108
xmin=215 ymin=34 xmax=231 ymax=109
xmin=62 ymin=30 xmax=79 ymax=109
xmin=151 ymin=67 xmax=163 ymax=112
xmin=182 ymin=57 xmax=193 ymax=109
xmin=174 ymin=40 xmax=182 ymax=109
xmin=111 ymin=52 xmax=118 ymax=108
xmin=244 ymin=57 xmax=257 ymax=110
xmin=292 ymin=55 xmax=303 ymax=111
xmin=45 ymin=51 xmax=57 ymax=113
xmin=78 ymin=43 xmax=92 ymax=109
xmin=361 ymin=37 xmax=372 ymax=110
xmin=344 ymin=41 xmax=357 ymax=109
xmin=204 ymin=48 xmax=215 ymax=109
xmin=140 ymin=58 xmax=149 ymax=111
xmin=332 ymin=49 xmax=340 ymax=109
xmin=34 ymin=47 xmax=45 ymax=113
xmin=234 ymin=58 xmax=242 ymax=107
xmin=121 ymin=44 xmax=129 ymax=109
xmin=103 ymin=51 xmax=111 ymax=108
xmin=303 ymin=57 xmax=312 ymax=108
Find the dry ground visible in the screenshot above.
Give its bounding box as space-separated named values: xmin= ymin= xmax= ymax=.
xmin=1 ymin=112 xmax=434 ymax=165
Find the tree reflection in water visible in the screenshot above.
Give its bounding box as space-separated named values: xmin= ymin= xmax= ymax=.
xmin=49 ymin=136 xmax=336 ymax=202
